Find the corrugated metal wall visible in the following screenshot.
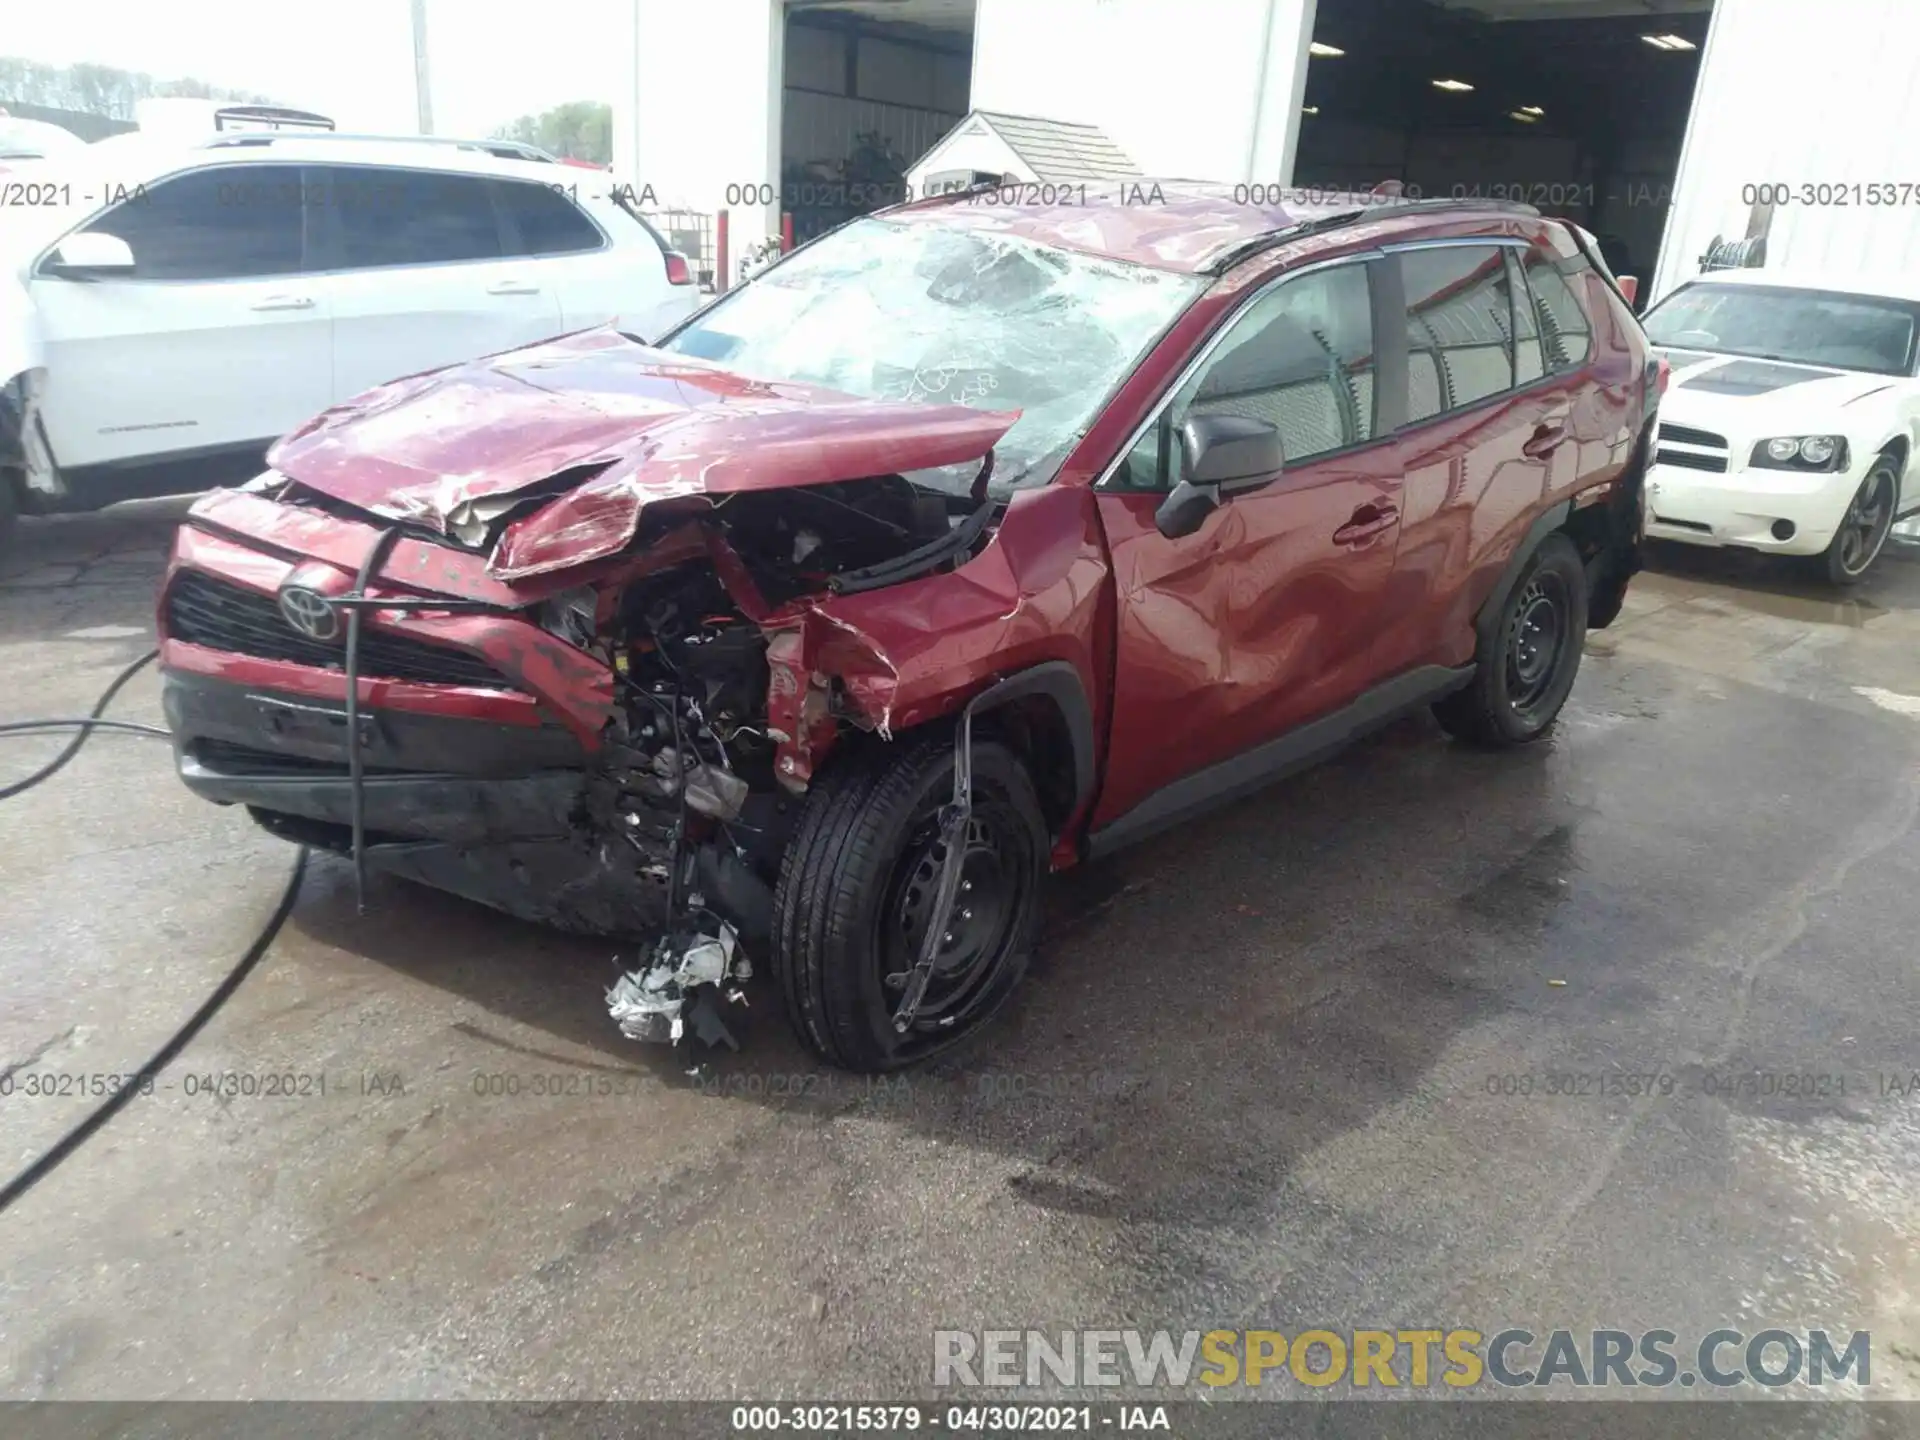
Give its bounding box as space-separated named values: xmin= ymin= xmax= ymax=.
xmin=781 ymin=89 xmax=961 ymax=171
xmin=1656 ymin=0 xmax=1920 ymax=299
xmin=782 ymin=17 xmax=967 ymax=172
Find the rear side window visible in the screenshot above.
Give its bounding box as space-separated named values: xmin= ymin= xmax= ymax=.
xmin=81 ymin=164 xmax=306 ymax=281
xmin=1525 ymin=250 xmax=1594 ymax=370
xmin=319 ymin=166 xmax=503 ymax=269
xmin=1506 ymin=250 xmax=1545 ymax=385
xmin=497 ymin=180 xmax=605 ymax=256
xmin=1400 ymin=244 xmax=1516 ymax=423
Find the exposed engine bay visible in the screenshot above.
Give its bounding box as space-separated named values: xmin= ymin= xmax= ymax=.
xmin=560 ymin=472 xmax=996 ymax=1046
xmin=243 ymin=465 xmax=1001 ymax=1050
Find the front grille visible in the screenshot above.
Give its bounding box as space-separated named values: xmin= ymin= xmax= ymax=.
xmin=166 ymin=570 xmax=517 ymax=690
xmin=1657 ymin=423 xmax=1728 ymax=449
xmin=1654 ymin=448 xmax=1729 ymax=474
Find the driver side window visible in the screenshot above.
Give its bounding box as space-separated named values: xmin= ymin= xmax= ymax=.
xmin=78 ymin=164 xmax=308 ymax=281
xmin=1110 ymin=262 xmax=1377 ymax=492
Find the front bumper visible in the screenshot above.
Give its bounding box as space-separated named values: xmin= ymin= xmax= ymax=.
xmin=1644 ymin=457 xmax=1859 ymax=557
xmin=164 ymin=668 xmax=677 ymax=936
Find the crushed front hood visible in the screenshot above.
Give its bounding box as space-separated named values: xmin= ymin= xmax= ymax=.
xmin=267 ymin=328 xmax=1019 ymax=582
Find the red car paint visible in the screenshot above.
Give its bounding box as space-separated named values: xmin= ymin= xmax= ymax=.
xmin=158 ymin=187 xmax=1650 ymax=892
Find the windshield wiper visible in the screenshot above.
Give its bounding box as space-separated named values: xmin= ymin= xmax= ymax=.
xmin=828 ymin=499 xmax=1000 ymax=596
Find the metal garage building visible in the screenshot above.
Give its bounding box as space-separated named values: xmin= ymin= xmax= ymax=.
xmin=613 ymin=0 xmax=1920 ymax=300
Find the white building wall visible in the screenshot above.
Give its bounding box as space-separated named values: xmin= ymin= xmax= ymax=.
xmin=971 ymin=0 xmax=1318 ymax=183
xmin=1655 ymin=0 xmax=1920 ymax=300
xmin=613 ymin=0 xmax=1323 ymax=259
xmin=615 ymin=0 xmax=785 ymax=253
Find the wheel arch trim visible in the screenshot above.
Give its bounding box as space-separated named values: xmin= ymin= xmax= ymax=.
xmin=1473 ymin=499 xmax=1575 ymax=654
xmin=960 ymin=659 xmax=1097 ymax=838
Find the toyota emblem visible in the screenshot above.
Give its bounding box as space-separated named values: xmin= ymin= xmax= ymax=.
xmin=278 ymin=584 xmax=340 ymax=641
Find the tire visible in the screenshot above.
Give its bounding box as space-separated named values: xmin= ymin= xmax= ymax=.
xmin=772 ymin=733 xmax=1047 ymax=1072
xmin=1433 ymin=531 xmax=1588 ymax=747
xmin=0 ymin=472 xmax=17 ymax=550
xmin=1819 ymin=453 xmax=1900 ymax=586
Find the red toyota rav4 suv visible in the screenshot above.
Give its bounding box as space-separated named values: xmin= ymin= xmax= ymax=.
xmin=158 ymin=186 xmax=1656 ymax=1071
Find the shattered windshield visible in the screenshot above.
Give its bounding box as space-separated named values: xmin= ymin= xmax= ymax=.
xmin=656 ymin=217 xmax=1205 ymax=493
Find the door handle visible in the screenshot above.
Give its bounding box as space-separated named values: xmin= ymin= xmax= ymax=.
xmin=486 ymin=279 xmax=540 ymax=296
xmin=1333 ymin=502 xmax=1399 ymax=546
xmin=1523 ymin=422 xmax=1569 ymax=460
xmin=251 ymin=294 xmax=314 ymax=311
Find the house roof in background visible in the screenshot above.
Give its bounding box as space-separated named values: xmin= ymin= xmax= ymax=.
xmin=931 ymin=109 xmax=1142 ymax=184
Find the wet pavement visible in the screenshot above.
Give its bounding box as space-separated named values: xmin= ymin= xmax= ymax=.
xmin=3 ymin=505 xmax=1920 ymax=1406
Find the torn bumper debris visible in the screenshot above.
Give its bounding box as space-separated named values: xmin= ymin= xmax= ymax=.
xmin=607 ymin=924 xmax=748 ymax=1047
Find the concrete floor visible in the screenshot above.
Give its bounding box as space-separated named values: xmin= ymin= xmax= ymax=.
xmin=3 ymin=502 xmax=1920 ymax=1407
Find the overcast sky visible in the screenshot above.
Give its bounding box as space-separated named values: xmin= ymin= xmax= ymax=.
xmin=5 ymin=0 xmax=628 ymax=137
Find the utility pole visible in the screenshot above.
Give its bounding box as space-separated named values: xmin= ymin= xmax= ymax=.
xmin=411 ymin=0 xmax=434 ymax=134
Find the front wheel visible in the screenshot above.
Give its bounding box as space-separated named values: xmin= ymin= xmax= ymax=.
xmin=1433 ymin=532 xmax=1588 ymax=747
xmin=772 ymin=734 xmax=1046 ymax=1072
xmin=1820 ymin=455 xmax=1899 ymax=586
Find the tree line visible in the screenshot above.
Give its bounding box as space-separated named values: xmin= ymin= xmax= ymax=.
xmin=0 ymin=54 xmax=274 ymax=119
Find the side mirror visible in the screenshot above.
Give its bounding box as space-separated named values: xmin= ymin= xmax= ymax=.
xmin=1153 ymin=414 xmax=1285 ymax=540
xmin=1617 ymin=274 xmax=1640 ymax=308
xmin=1180 ymin=413 xmax=1284 ymax=486
xmin=1154 ymin=479 xmax=1219 ymax=540
xmin=44 ymin=231 xmax=135 ymax=279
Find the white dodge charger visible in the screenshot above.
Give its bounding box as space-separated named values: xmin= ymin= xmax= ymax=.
xmin=1641 ymin=269 xmax=1920 ymax=584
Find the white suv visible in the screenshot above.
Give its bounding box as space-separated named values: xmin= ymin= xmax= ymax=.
xmin=0 ymin=131 xmax=701 ymax=540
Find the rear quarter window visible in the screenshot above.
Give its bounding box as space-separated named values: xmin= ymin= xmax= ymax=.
xmin=1524 ymin=249 xmax=1594 ymax=370
xmin=496 ymin=180 xmax=605 ymax=257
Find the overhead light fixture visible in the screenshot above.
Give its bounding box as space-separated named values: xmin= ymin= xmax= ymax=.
xmin=1519 ymin=105 xmax=1544 ymax=116
xmin=1641 ymin=32 xmax=1697 ymax=50
xmin=1508 ymin=109 xmax=1540 ymax=123
xmin=1432 ymin=78 xmax=1475 ymax=92
xmin=1303 ymin=105 xmax=1321 ymax=115
xmin=1309 ymin=42 xmax=1346 ymax=57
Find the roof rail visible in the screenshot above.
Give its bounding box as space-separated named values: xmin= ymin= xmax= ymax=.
xmin=213 ymin=104 xmax=335 ymax=132
xmin=198 ymin=131 xmax=559 ymax=163
xmin=1205 ymin=195 xmax=1542 ymax=274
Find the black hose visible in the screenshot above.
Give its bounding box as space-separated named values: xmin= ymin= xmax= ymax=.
xmin=0 ymin=718 xmax=173 ymax=739
xmin=0 ymin=644 xmax=310 ymax=1217
xmin=0 ymin=648 xmax=157 ymax=801
xmin=0 ymin=848 xmax=307 ymax=1217
xmin=343 ymin=527 xmax=404 ymax=915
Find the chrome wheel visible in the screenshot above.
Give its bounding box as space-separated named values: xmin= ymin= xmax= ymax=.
xmin=1835 ymin=468 xmax=1896 ymax=579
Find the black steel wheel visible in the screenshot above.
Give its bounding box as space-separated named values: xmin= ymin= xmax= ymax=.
xmin=1822 ymin=457 xmax=1899 ymax=586
xmin=1433 ymin=532 xmax=1589 ymax=747
xmin=772 ymin=734 xmax=1045 ymax=1072
xmin=1504 ymin=568 xmax=1574 ymax=729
